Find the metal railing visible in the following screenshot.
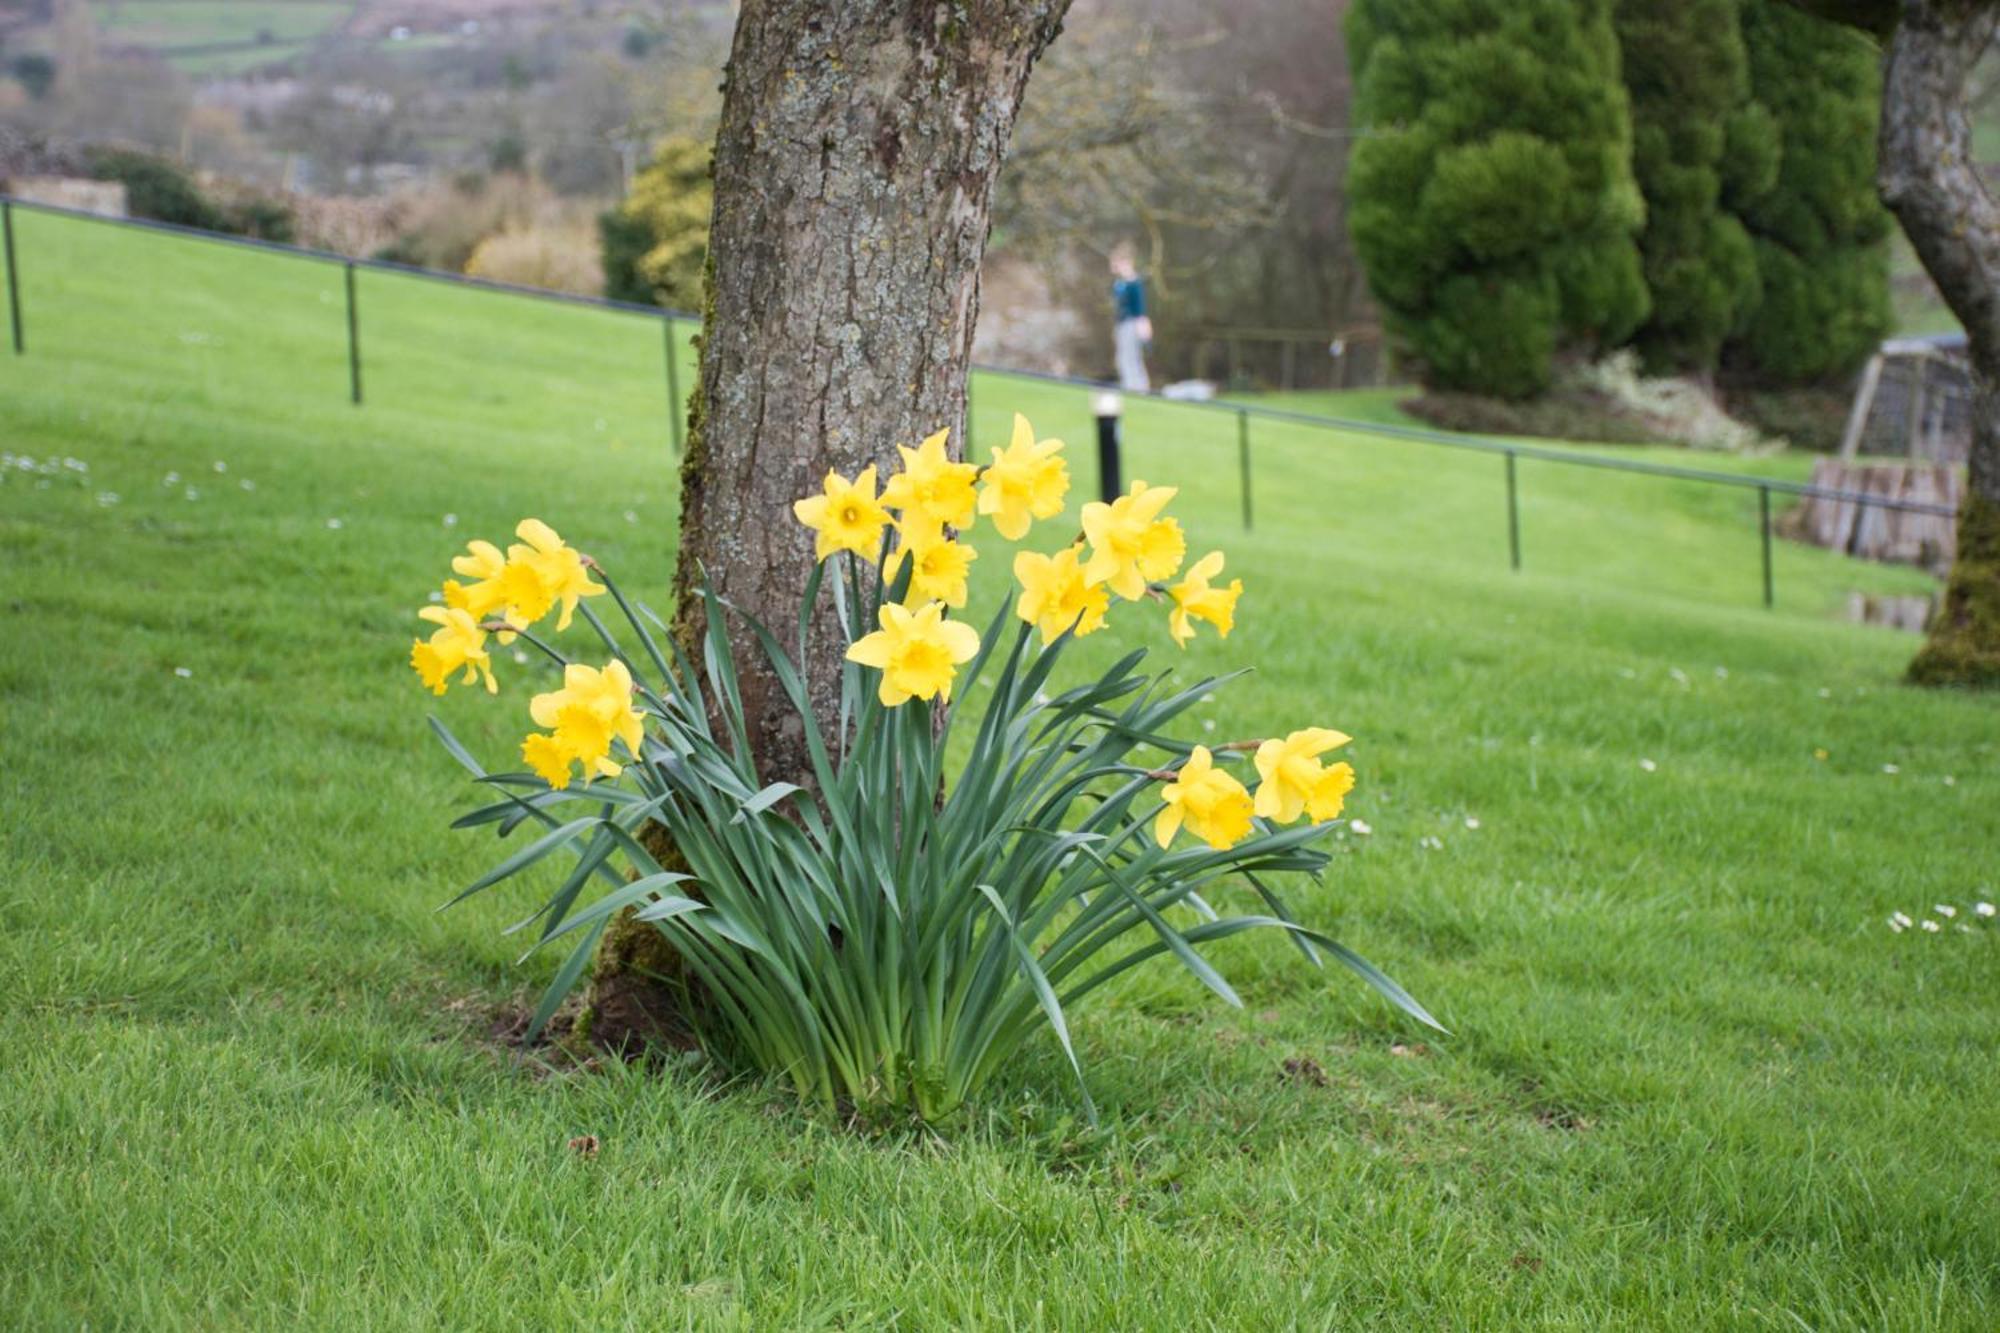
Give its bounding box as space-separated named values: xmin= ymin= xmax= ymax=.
xmin=0 ymin=193 xmax=1961 ymax=611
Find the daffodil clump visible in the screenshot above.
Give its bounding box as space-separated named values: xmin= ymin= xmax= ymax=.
xmin=418 ymin=415 xmax=1435 ymax=1124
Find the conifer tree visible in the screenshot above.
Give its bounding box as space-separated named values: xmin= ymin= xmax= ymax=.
xmin=1347 ymin=0 xmax=1648 ymax=399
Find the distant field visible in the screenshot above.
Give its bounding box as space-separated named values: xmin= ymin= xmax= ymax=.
xmin=3 ymin=207 xmax=1995 ymax=1329
xmin=92 ymin=0 xmax=352 ymax=48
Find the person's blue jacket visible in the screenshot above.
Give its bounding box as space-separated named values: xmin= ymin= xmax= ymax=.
xmin=1113 ymin=276 xmax=1146 ymax=322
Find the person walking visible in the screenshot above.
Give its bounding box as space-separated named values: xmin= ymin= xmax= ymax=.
xmin=1110 ymin=243 xmax=1152 ymax=393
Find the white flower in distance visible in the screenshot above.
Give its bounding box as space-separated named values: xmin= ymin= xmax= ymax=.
xmin=1935 ymin=904 xmax=1957 ymax=918
xmin=1639 ymin=758 xmax=1657 ymax=773
xmin=1350 ymin=820 xmax=1373 ymax=836
xmin=1976 ymin=902 xmax=1996 ymax=918
xmin=1921 ymin=920 xmax=1941 ymax=933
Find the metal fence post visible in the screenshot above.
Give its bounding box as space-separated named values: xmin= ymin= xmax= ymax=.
xmin=1759 ymin=484 xmax=1774 ymax=609
xmin=1093 ymin=390 xmax=1123 ymax=502
xmin=662 ymin=315 xmax=683 ymax=454
xmin=1236 ymin=407 xmax=1253 ymax=532
xmin=3 ymin=200 xmax=22 ymax=356
xmin=344 ymin=261 xmax=362 ymax=406
xmin=1505 ymin=450 xmax=1521 ymax=571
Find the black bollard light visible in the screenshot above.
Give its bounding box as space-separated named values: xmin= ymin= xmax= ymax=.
xmin=1093 ymin=388 xmax=1123 ymax=502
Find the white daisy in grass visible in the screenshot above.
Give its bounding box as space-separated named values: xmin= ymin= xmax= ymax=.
xmin=1639 ymin=758 xmax=1657 ymax=773
xmin=1349 ymin=820 xmax=1373 ymax=836
xmin=1921 ymin=920 xmax=1941 ymax=933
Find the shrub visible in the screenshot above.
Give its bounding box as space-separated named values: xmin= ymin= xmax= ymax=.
xmin=412 ymin=420 xmax=1437 ymax=1121
xmin=1614 ymin=0 xmax=1769 ymax=374
xmin=464 ymin=224 xmax=604 ymax=296
xmin=82 ymin=147 xmax=296 ymax=242
xmin=596 ymin=207 xmax=654 ymax=306
xmin=1347 ymin=0 xmax=1648 ymax=399
xmin=1724 ymin=0 xmax=1891 ymax=385
xmin=602 ymin=136 xmax=711 ymax=312
xmin=224 ymin=197 xmax=295 ymax=243
xmin=375 ymin=172 xmax=566 ymax=274
xmin=86 ymin=148 xmax=227 ymax=231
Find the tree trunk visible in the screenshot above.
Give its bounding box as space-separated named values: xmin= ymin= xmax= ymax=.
xmin=1876 ymin=0 xmax=2000 ymax=685
xmin=583 ymin=0 xmax=1072 ymax=1049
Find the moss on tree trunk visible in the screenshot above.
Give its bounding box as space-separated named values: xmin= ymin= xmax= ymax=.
xmin=1909 ymin=490 xmax=2000 ymax=686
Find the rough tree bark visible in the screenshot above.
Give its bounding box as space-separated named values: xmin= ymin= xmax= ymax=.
xmin=583 ymin=0 xmax=1073 ymax=1050
xmin=1876 ymin=0 xmax=2000 ymax=685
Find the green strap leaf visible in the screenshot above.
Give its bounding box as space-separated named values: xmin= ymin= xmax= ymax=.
xmin=438 ymin=816 xmax=600 ymax=910
xmin=978 ymin=884 xmax=1096 ymax=1125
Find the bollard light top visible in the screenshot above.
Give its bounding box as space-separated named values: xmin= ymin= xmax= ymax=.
xmin=1092 ymin=390 xmax=1123 ymax=419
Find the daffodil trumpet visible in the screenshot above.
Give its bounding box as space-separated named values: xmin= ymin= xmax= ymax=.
xmin=420 ymin=419 xmax=1437 ymax=1127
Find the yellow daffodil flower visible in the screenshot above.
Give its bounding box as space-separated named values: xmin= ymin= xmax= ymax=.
xmin=1252 ymin=728 xmax=1354 ymax=823
xmin=442 ymin=539 xmax=522 ymax=642
xmin=880 ymin=428 xmax=978 ymax=543
xmin=1166 ymin=551 xmax=1243 ymax=647
xmin=793 ymin=465 xmax=892 ymax=562
xmin=977 ymin=413 xmax=1069 ymax=540
xmin=1155 ymin=746 xmax=1255 ymax=850
xmin=1013 ymin=544 xmax=1110 ymax=643
xmin=1080 ymin=480 xmax=1184 ymax=600
xmin=410 ymin=605 xmax=496 ymax=695
xmin=888 ymin=530 xmax=978 ymax=608
xmin=845 ymin=600 xmax=981 ymax=706
xmin=1307 ymin=761 xmax=1356 ymax=823
xmin=442 ymin=539 xmax=507 ymax=617
xmin=502 ymin=518 xmax=606 ymax=632
xmin=521 ymin=660 xmax=646 ymax=790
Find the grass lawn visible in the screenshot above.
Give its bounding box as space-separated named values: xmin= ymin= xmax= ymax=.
xmin=3 ymin=210 xmax=1997 ymax=1329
